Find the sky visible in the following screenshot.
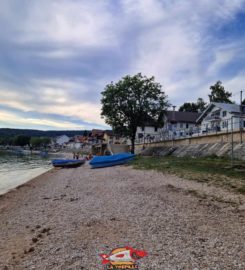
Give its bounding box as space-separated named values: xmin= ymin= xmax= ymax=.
xmin=1 ymin=0 xmax=245 ymax=130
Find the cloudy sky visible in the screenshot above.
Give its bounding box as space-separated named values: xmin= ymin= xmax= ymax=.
xmin=1 ymin=0 xmax=245 ymax=130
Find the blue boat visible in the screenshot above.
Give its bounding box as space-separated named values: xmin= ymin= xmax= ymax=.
xmin=52 ymin=159 xmax=86 ymax=168
xmin=89 ymin=153 xmax=136 ymax=169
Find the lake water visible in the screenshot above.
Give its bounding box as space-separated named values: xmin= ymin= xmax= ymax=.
xmin=0 ymin=151 xmax=52 ymax=195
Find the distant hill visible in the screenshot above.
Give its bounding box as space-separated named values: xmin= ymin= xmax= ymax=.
xmin=0 ymin=128 xmax=91 ymax=138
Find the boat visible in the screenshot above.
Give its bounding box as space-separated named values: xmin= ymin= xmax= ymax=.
xmin=52 ymin=158 xmax=86 ymax=168
xmin=89 ymin=153 xmax=136 ymax=169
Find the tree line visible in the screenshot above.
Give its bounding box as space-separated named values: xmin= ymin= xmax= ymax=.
xmin=0 ymin=135 xmax=51 ymax=148
xmin=0 ymin=128 xmax=89 ymax=138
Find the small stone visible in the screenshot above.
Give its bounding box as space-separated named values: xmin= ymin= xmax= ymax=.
xmin=28 ymin=247 xmax=35 ymax=253
xmin=32 ymin=237 xmax=38 ymax=243
xmin=41 ymin=227 xmax=51 ymax=233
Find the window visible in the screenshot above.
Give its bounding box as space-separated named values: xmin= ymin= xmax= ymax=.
xmin=180 ymin=123 xmax=183 ymax=128
xmin=138 ymin=133 xmax=143 ymax=139
xmin=222 ymin=111 xmax=227 ymax=117
xmin=154 ymin=126 xmax=158 ymax=132
xmin=141 ymin=126 xmax=145 ymax=132
xmin=186 ymin=123 xmax=189 ymax=129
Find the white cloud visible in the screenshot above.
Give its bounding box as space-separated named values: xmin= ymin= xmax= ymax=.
xmin=11 ymin=1 xmax=118 ymax=49
xmin=1 ymin=0 xmax=245 ymax=129
xmin=125 ymin=0 xmax=245 ymax=103
xmin=0 ymin=110 xmax=84 ymax=130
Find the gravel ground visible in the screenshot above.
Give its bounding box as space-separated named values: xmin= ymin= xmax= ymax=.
xmin=0 ymin=163 xmax=244 ymax=270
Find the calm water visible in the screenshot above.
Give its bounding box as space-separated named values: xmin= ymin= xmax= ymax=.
xmin=0 ymin=151 xmax=52 ymax=195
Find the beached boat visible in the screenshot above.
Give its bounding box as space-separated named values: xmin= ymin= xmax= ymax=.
xmin=89 ymin=153 xmax=136 ymax=169
xmin=52 ymin=159 xmax=86 ymax=168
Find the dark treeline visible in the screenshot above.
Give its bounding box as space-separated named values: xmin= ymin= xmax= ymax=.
xmin=0 ymin=128 xmax=90 ymax=138
xmin=0 ymin=135 xmax=51 ymax=147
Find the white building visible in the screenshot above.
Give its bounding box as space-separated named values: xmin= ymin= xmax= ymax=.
xmin=160 ymin=111 xmax=201 ymax=139
xmin=136 ymin=125 xmax=160 ymax=143
xmin=196 ymin=102 xmax=245 ymax=133
xmin=135 ymin=114 xmax=162 ymax=144
xmin=56 ymin=135 xmax=70 ymax=146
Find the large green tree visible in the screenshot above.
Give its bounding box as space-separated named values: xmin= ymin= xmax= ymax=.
xmin=209 ymin=81 xmax=232 ymax=103
xmin=101 ymin=73 xmax=169 ymax=153
xmin=30 ymin=137 xmax=51 ymax=148
xmin=179 ymin=98 xmax=207 ymax=112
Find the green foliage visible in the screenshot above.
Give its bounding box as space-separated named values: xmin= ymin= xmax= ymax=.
xmin=179 ymin=98 xmax=207 ymax=112
xmin=0 ymin=136 xmax=14 ymax=145
xmin=101 ymin=73 xmax=169 ymax=153
xmin=30 ymin=137 xmax=51 ymax=148
xmin=209 ymin=81 xmax=232 ymax=103
xmin=13 ymin=135 xmax=30 ymax=146
xmin=196 ymin=98 xmax=207 ymax=111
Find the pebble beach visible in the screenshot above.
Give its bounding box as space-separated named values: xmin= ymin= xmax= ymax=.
xmin=0 ymin=163 xmax=244 ymax=270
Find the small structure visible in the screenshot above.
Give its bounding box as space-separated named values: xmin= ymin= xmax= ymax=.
xmin=196 ymin=102 xmax=245 ymax=133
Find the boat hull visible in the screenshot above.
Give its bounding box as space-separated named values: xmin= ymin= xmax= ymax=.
xmin=52 ymin=159 xmax=85 ymax=168
xmin=89 ymin=153 xmax=136 ymax=169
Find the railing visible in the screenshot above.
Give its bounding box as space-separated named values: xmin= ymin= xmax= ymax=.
xmin=134 ymin=117 xmax=245 ymax=144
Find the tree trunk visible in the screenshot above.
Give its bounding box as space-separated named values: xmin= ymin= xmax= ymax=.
xmin=131 ymin=133 xmax=136 ymax=154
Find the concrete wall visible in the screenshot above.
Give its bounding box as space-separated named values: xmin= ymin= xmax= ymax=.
xmin=140 ymin=142 xmax=245 ymax=160
xmin=110 ymin=144 xmax=130 ymax=154
xmin=135 ymin=130 xmax=245 ymax=154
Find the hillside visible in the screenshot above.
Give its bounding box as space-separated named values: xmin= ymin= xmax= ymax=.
xmin=0 ymin=128 xmax=90 ymax=138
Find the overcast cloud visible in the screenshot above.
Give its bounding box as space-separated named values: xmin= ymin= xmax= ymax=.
xmin=0 ymin=0 xmax=245 ymax=130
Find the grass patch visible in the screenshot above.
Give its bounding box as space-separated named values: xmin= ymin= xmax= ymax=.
xmin=132 ymin=156 xmax=245 ymax=194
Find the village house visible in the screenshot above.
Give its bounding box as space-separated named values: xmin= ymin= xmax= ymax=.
xmin=103 ymin=130 xmax=114 ymax=144
xmin=196 ymin=102 xmax=245 ymax=133
xmin=103 ymin=130 xmax=125 ymax=144
xmin=91 ymin=129 xmax=104 ymax=144
xmin=66 ymin=135 xmax=86 ymax=150
xmin=135 ymin=116 xmax=161 ymax=143
xmin=55 ymin=135 xmax=70 ymax=146
xmin=160 ymin=111 xmax=201 ymax=140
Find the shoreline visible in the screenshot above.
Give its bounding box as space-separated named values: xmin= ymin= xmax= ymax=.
xmin=0 ymin=150 xmax=72 ymax=197
xmin=0 ymin=167 xmax=54 ymax=199
xmin=0 ymin=167 xmax=53 ymax=196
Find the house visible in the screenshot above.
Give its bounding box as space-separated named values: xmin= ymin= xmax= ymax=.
xmin=135 ymin=116 xmax=161 ymax=143
xmin=196 ymin=102 xmax=245 ymax=133
xmin=91 ymin=129 xmax=104 ymax=143
xmin=55 ymin=135 xmax=70 ymax=146
xmin=160 ymin=111 xmax=201 ymax=139
xmin=66 ymin=135 xmax=85 ymax=150
xmin=103 ymin=130 xmax=125 ymax=144
xmin=103 ymin=130 xmax=114 ymax=143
